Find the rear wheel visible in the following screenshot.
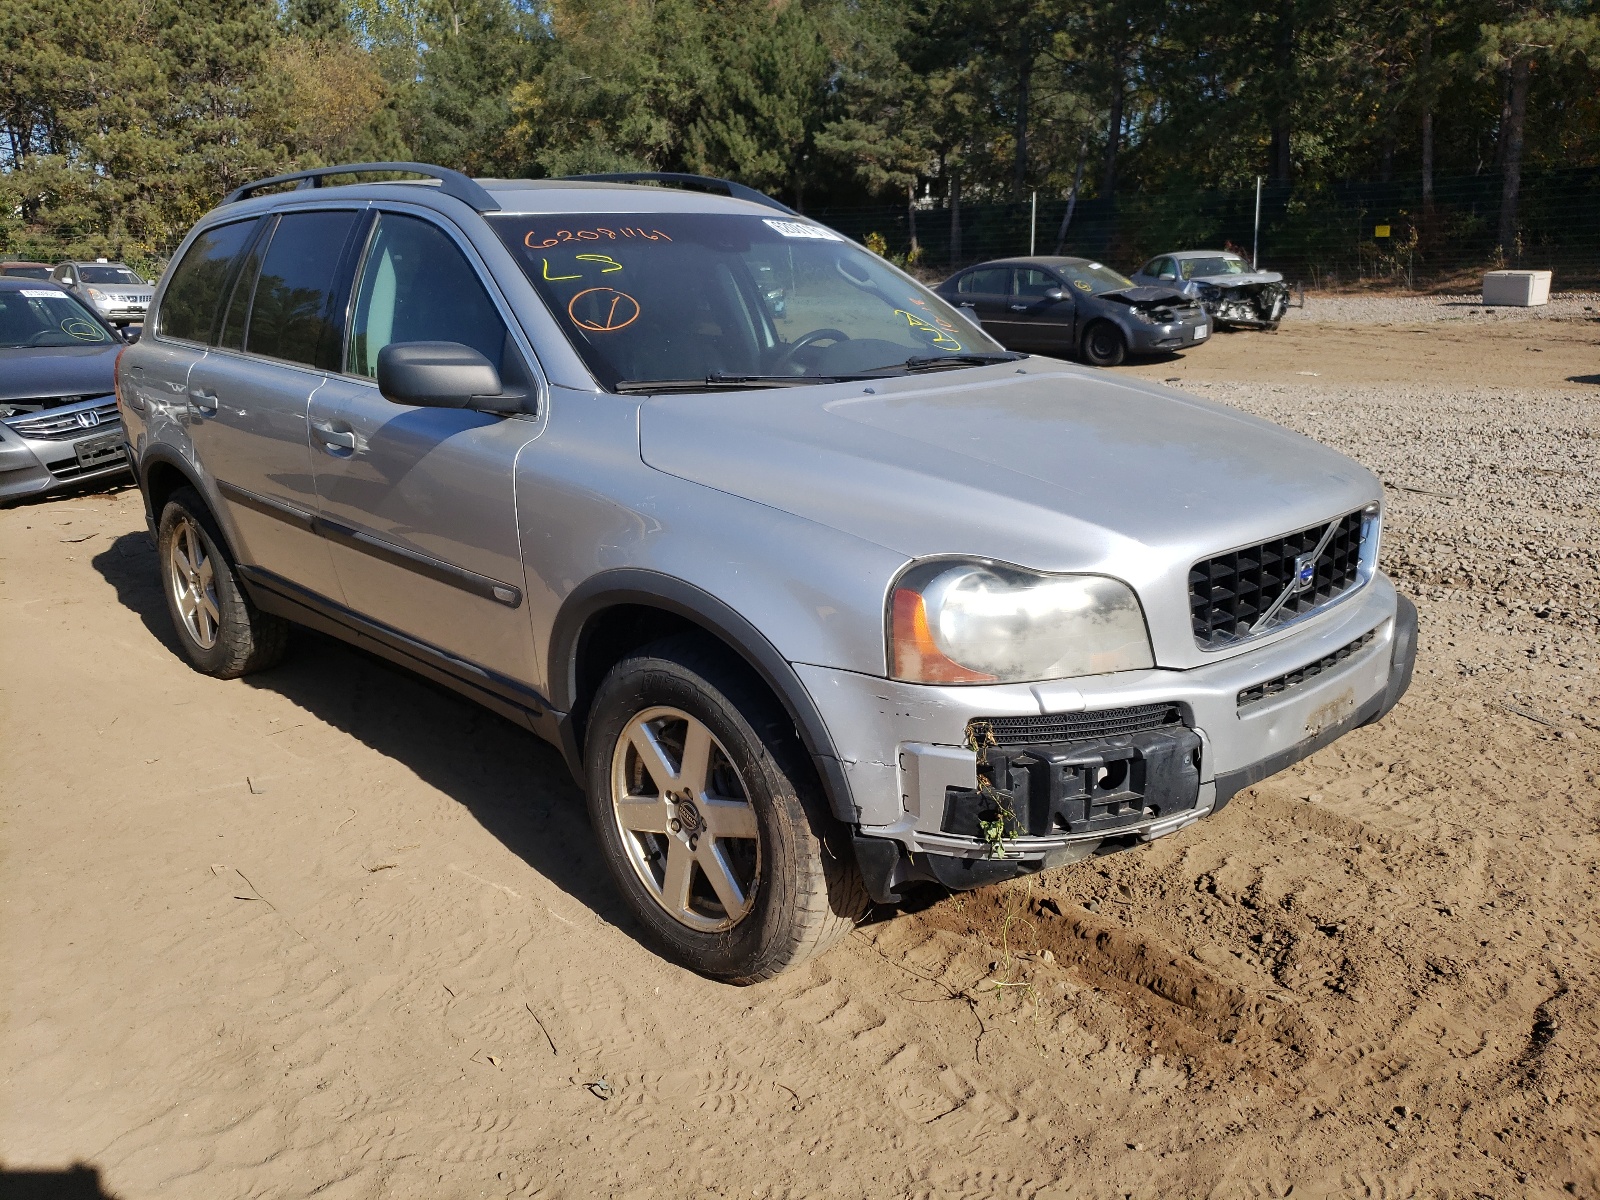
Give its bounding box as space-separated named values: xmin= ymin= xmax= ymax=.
xmin=1081 ymin=320 xmax=1127 ymax=367
xmin=584 ymin=636 xmax=867 ymax=983
xmin=157 ymin=486 xmax=288 ymax=678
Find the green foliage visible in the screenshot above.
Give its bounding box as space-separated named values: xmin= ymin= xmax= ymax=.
xmin=3 ymin=0 xmax=1596 ymax=267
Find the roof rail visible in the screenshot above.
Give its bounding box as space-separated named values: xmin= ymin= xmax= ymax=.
xmin=221 ymin=162 xmax=501 ymax=212
xmin=560 ymin=172 xmax=798 ymax=216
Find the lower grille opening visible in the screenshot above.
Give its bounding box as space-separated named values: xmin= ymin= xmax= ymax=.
xmin=1237 ymin=628 xmax=1379 ymax=709
xmin=967 ymin=703 xmax=1183 ymax=749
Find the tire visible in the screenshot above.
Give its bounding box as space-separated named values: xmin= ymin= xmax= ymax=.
xmin=1080 ymin=321 xmax=1127 ymax=367
xmin=156 ymin=486 xmax=289 ymax=678
xmin=584 ymin=635 xmax=868 ymax=983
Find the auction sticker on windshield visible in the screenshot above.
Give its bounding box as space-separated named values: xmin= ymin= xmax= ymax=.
xmin=762 ymin=219 xmax=838 ymax=240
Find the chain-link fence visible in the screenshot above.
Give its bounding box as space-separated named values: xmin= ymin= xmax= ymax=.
xmin=810 ymin=167 xmax=1600 ymax=288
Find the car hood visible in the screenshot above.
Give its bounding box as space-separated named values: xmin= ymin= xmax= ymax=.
xmin=639 ymin=364 xmax=1376 ymax=573
xmin=1098 ymin=285 xmax=1190 ymax=307
xmin=0 ymin=345 xmax=121 ymax=403
xmin=1190 ymin=270 xmax=1283 ymax=288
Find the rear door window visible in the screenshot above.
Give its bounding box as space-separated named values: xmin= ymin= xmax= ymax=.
xmin=346 ymin=212 xmax=511 ymax=378
xmin=244 ymin=210 xmax=361 ymax=369
xmin=159 ymin=221 xmax=259 ymax=344
xmin=217 ymin=221 xmax=268 ymax=352
xmin=956 ymin=268 xmax=1009 ymax=296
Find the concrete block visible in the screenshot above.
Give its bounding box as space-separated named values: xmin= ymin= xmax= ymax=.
xmin=1482 ymin=270 xmax=1552 ymax=307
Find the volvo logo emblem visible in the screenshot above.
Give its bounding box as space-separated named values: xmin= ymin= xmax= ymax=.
xmin=1291 ymin=552 xmax=1317 ymax=593
xmin=75 ymin=409 xmax=101 ymax=428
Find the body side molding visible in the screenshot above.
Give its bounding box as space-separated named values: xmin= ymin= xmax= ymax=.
xmin=212 ymin=479 xmax=523 ymax=607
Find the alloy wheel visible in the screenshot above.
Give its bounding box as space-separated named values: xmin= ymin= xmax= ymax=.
xmin=608 ymin=705 xmax=761 ymax=932
xmin=168 ymin=515 xmax=220 ymax=649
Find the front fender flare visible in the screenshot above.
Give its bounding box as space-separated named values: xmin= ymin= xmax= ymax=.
xmin=549 ymin=569 xmax=860 ymax=823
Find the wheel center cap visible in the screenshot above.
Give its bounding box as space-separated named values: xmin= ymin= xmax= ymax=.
xmin=672 ymin=794 xmax=705 ymax=839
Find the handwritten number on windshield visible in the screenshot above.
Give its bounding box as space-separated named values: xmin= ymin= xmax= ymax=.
xmin=524 ymin=228 xmax=671 ymax=249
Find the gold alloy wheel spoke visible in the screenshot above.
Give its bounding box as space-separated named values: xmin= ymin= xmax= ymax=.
xmin=697 ymin=839 xmax=749 ymax=916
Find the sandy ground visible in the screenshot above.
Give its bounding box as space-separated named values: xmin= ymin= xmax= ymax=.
xmin=3 ymin=302 xmax=1598 ymax=1199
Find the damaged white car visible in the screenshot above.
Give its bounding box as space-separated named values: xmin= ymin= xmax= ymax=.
xmin=1131 ymin=251 xmax=1290 ymax=330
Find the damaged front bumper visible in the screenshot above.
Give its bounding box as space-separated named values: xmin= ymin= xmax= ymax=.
xmin=1197 ymin=280 xmax=1290 ymax=329
xmin=815 ymin=587 xmax=1418 ymax=904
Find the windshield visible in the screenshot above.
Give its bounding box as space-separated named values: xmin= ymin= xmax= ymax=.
xmin=79 ymin=266 xmax=145 ymax=284
xmin=1058 ymin=262 xmax=1136 ymax=296
xmin=1 ymin=265 xmax=51 ymax=280
xmin=1180 ymin=257 xmax=1246 ymax=280
xmin=0 ymin=289 xmax=112 ymax=348
xmin=489 ymin=212 xmax=1004 ymax=390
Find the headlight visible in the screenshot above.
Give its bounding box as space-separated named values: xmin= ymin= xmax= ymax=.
xmin=1129 ymin=307 xmax=1159 ymax=324
xmin=889 ymin=561 xmax=1154 ymax=684
xmin=87 ymin=287 xmax=107 ymax=302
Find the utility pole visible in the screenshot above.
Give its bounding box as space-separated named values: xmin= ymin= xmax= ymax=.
xmin=1030 ymin=191 xmax=1038 ymax=256
xmin=1252 ymin=176 xmax=1263 ymax=270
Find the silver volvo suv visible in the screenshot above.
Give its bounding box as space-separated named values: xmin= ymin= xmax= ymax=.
xmin=118 ymin=163 xmax=1417 ymax=983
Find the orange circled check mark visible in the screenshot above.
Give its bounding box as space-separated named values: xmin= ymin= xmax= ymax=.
xmin=568 ymin=287 xmax=641 ymax=332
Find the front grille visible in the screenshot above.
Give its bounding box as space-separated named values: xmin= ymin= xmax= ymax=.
xmin=1190 ymin=509 xmax=1367 ymax=650
xmin=47 ymin=450 xmax=128 ymax=481
xmin=1237 ymin=628 xmax=1378 ymax=709
xmin=4 ymin=399 xmax=120 ymax=440
xmin=968 ymin=702 xmax=1184 ymax=748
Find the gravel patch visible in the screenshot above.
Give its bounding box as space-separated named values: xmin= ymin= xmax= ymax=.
xmin=1283 ymin=291 xmax=1600 ymax=325
xmin=1190 ymin=378 xmax=1600 ymax=725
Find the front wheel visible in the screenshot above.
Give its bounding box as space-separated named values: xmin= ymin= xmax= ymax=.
xmin=584 ymin=636 xmax=867 ymax=983
xmin=1080 ymin=320 xmax=1127 ymax=367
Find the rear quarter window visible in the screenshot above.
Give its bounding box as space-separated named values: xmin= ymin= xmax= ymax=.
xmin=159 ymin=220 xmax=259 ymax=343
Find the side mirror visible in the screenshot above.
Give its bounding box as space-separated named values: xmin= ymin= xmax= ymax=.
xmin=121 ymin=326 xmax=141 ymax=344
xmin=1044 ymin=288 xmax=1067 ymax=302
xmin=376 ymin=341 xmax=509 ymax=411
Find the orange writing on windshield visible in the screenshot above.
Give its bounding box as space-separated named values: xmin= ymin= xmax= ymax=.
xmin=525 ymin=227 xmax=671 ymax=249
xmin=569 ymin=288 xmax=640 ymax=332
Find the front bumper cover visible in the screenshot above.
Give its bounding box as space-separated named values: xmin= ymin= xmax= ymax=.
xmin=847 ymin=592 xmax=1418 ymax=903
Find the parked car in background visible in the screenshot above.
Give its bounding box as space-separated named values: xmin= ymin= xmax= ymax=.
xmin=936 ymin=256 xmax=1209 ymax=367
xmin=1130 ymin=251 xmax=1290 ymax=330
xmin=0 ymin=262 xmax=54 ymax=280
xmin=51 ymin=260 xmax=154 ymax=328
xmin=118 ymin=162 xmax=1416 ymax=984
xmin=0 ymin=279 xmax=129 ymax=501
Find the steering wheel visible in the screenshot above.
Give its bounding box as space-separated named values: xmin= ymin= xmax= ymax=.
xmin=775 ymin=327 xmax=850 ymax=372
xmin=27 ymin=330 xmax=65 ymax=346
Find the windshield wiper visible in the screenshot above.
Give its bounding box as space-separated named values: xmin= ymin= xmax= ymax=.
xmin=858 ymin=351 xmax=1026 ymax=375
xmin=613 ymin=373 xmax=864 ymax=394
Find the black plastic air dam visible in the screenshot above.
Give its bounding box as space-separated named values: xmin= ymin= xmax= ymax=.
xmin=943 ymin=726 xmax=1203 ymax=840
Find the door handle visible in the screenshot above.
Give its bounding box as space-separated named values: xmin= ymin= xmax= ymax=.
xmin=188 ymin=388 xmax=218 ymax=416
xmin=311 ymin=420 xmax=357 ymax=452
xmin=1009 ymin=304 xmax=1029 ymax=312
